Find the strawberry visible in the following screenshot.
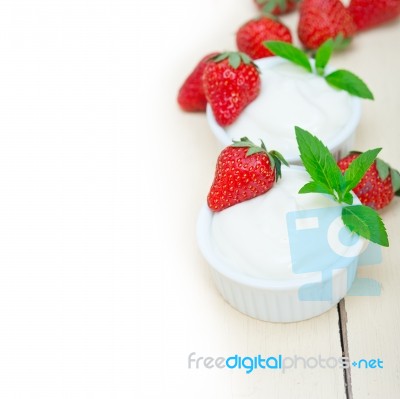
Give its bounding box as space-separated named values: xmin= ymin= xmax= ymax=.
xmin=236 ymin=16 xmax=293 ymax=60
xmin=338 ymin=152 xmax=400 ymax=210
xmin=254 ymin=0 xmax=298 ymax=15
xmin=203 ymin=52 xmax=261 ymax=127
xmin=177 ymin=52 xmax=218 ymax=112
xmin=348 ymin=0 xmax=400 ymax=31
xmin=207 ymin=137 xmax=288 ymax=212
xmin=298 ymin=0 xmax=357 ymax=50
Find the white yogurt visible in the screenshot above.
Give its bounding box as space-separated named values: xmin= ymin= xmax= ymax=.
xmin=211 ymin=168 xmax=362 ymax=281
xmin=225 ymin=60 xmax=354 ymax=160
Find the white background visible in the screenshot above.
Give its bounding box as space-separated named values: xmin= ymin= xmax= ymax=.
xmin=0 ymin=1 xmax=399 ymax=398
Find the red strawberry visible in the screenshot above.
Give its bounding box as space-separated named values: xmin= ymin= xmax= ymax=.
xmin=177 ymin=52 xmax=218 ymax=112
xmin=338 ymin=152 xmax=400 ymax=210
xmin=207 ymin=137 xmax=288 ymax=212
xmin=254 ymin=0 xmax=298 ymax=15
xmin=236 ymin=16 xmax=293 ymax=60
xmin=348 ymin=0 xmax=400 ymax=31
xmin=203 ymin=52 xmax=261 ymax=127
xmin=298 ymin=0 xmax=357 ymax=50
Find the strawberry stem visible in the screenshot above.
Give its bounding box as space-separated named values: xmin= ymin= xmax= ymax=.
xmin=231 ymin=138 xmax=289 ymax=182
xmin=211 ymin=52 xmax=258 ymax=70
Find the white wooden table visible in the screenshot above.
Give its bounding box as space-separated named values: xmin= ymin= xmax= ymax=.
xmin=139 ymin=1 xmax=400 ymax=397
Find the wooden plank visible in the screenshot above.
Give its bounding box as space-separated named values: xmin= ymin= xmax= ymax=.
xmin=333 ymin=19 xmax=400 ymax=399
xmin=167 ymin=261 xmax=347 ymax=398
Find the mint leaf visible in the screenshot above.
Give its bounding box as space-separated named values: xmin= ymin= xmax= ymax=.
xmin=343 ymin=148 xmax=381 ymax=193
xmin=295 ymin=127 xmax=389 ymax=247
xmin=342 ymin=192 xmax=354 ymax=205
xmin=375 ymin=158 xmax=390 ymax=180
xmin=315 ymin=39 xmax=334 ymax=76
xmin=295 ymin=126 xmax=344 ymax=201
xmin=299 ymin=181 xmax=333 ymax=196
xmin=342 ymin=205 xmax=389 ymax=247
xmin=264 ymin=41 xmax=312 ymax=73
xmin=325 ymin=69 xmax=374 ymax=100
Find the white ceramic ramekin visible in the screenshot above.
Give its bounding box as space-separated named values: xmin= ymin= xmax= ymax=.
xmin=197 ymin=168 xmax=364 ymax=323
xmin=206 ymin=57 xmax=361 ymax=165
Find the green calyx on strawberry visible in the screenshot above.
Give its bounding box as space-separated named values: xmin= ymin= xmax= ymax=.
xmin=264 ymin=39 xmax=374 ymax=100
xmin=203 ymin=52 xmax=261 ymax=127
xmin=209 ymin=51 xmax=258 ymax=69
xmin=295 ymin=126 xmax=389 ymax=247
xmin=232 ymin=137 xmax=288 ymax=181
xmin=338 ymin=151 xmax=400 ymax=210
xmin=207 ymin=137 xmax=288 ymax=212
xmin=254 ymin=0 xmax=299 ymax=15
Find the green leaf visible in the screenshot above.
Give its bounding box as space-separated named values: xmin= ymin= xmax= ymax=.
xmin=246 ymin=146 xmax=264 ymax=156
xmin=375 ymin=158 xmax=390 ymax=180
xmin=277 ymin=0 xmax=286 ymax=11
xmin=295 ymin=126 xmax=344 ymax=202
xmin=229 ymin=52 xmax=241 ymax=69
xmin=391 ymin=169 xmax=400 ymax=195
xmin=298 ymin=181 xmax=334 ymax=196
xmin=232 ymin=138 xmax=254 ymax=148
xmin=231 ymin=137 xmax=266 ymax=156
xmin=268 ymin=150 xmax=289 ymax=182
xmin=269 ymin=150 xmax=289 ymax=167
xmin=260 ymin=140 xmax=267 ymax=152
xmin=212 ymin=53 xmax=229 ymax=63
xmin=332 ymin=34 xmax=351 ymax=51
xmin=325 ymin=69 xmax=374 ymax=100
xmin=240 ymin=52 xmax=252 ymax=65
xmin=315 ymin=39 xmax=334 ymax=76
xmin=212 ymin=52 xmax=253 ymax=68
xmin=263 ymin=41 xmax=312 ymax=73
xmin=342 ymin=192 xmax=354 ymax=206
xmin=342 ymin=205 xmax=389 ymax=247
xmin=343 ymin=148 xmax=381 ymax=192
xmin=262 ymin=1 xmax=277 ymax=13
